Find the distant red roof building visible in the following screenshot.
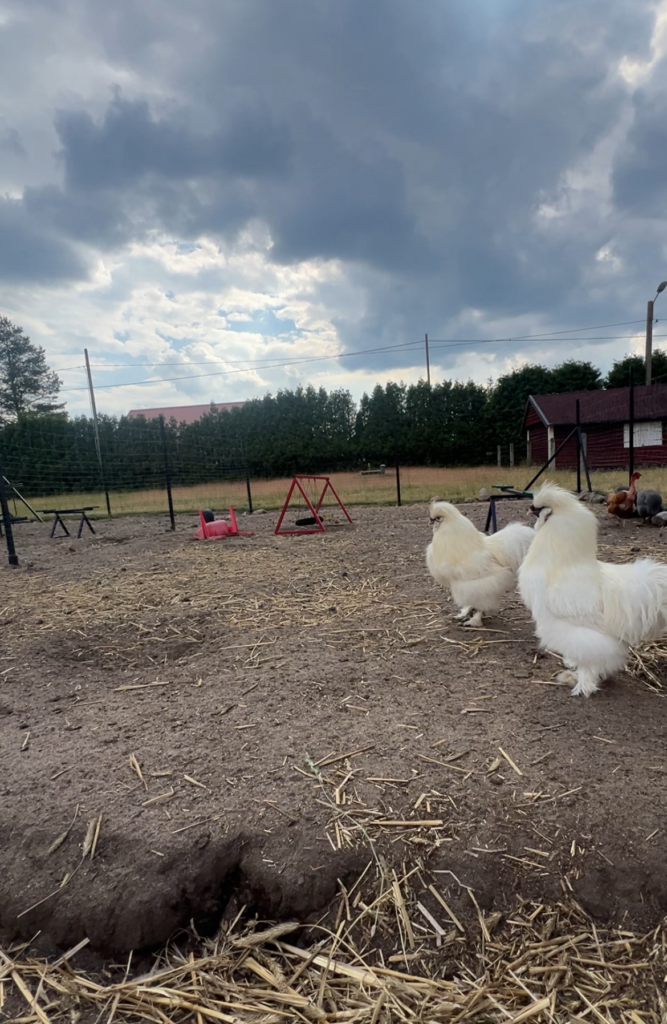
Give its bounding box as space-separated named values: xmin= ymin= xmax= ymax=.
xmin=523 ymin=385 xmax=667 ymax=470
xmin=127 ymin=401 xmax=246 ymax=425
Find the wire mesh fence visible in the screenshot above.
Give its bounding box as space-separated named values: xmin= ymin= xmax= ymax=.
xmin=4 ymin=382 xmax=667 ymax=564
xmin=0 ymin=414 xmax=252 ymax=519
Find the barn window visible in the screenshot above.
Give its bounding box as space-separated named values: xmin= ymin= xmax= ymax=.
xmin=623 ymin=421 xmax=663 ymax=447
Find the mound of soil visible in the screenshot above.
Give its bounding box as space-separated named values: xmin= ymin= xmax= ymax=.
xmin=2 ymin=501 xmax=667 ymax=956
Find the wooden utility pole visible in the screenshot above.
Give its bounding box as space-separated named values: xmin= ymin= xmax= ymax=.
xmin=645 ymin=282 xmax=667 ymax=385
xmin=425 ymin=334 xmax=431 ymax=386
xmin=645 ymin=300 xmax=654 ymax=385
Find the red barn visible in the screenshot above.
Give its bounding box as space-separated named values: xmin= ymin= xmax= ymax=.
xmin=523 ymin=385 xmax=667 ymax=470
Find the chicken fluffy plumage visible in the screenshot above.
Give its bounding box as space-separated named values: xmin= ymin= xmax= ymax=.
xmin=426 ymin=500 xmax=534 ymax=627
xmin=518 ymin=483 xmax=667 ymax=696
xmin=606 ymin=471 xmax=640 ymax=524
xmin=636 ymin=489 xmax=663 ymax=521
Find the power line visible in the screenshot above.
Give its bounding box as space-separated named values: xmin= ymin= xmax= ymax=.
xmin=426 ymin=318 xmax=647 ymax=343
xmin=57 ymin=340 xmax=427 ymax=393
xmin=58 ymin=333 xmax=667 ymax=392
xmin=53 ymin=318 xmax=650 ymax=373
xmin=57 ymin=332 xmax=667 ymax=393
xmin=54 ymin=319 xmax=665 ymax=393
xmin=429 ymin=333 xmax=667 ymax=349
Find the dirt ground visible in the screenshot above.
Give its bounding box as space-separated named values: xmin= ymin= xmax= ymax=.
xmin=2 ymin=497 xmax=667 ymax=961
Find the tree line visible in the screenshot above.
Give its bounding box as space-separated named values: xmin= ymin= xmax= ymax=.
xmin=1 ymin=313 xmax=664 ymax=496
xmin=1 ymin=356 xmax=662 ymax=497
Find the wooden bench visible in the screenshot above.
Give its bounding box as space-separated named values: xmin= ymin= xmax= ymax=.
xmin=39 ymin=507 xmax=98 ymax=539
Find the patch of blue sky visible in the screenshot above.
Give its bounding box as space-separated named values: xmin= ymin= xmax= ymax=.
xmin=224 ymin=309 xmax=297 ymax=336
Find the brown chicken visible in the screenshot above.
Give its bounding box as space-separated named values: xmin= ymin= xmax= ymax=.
xmin=607 ymin=471 xmax=641 ymax=525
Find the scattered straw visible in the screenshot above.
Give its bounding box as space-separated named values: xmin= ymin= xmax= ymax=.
xmin=499 ymin=747 xmax=524 ymax=777
xmin=2 ymin=868 xmax=665 ymax=1023
xmin=627 ymin=641 xmax=667 ymax=692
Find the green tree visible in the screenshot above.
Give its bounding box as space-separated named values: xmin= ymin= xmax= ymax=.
xmin=0 ymin=316 xmax=62 ymax=420
xmin=355 ymin=383 xmax=407 ymax=461
xmin=605 ymin=351 xmax=667 ymax=388
xmin=550 ymin=360 xmax=603 ymax=393
xmin=487 ymin=365 xmax=554 ymax=454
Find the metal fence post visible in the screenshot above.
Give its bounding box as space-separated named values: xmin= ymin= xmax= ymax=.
xmin=576 ymin=400 xmax=581 ymax=494
xmin=0 ymin=460 xmax=19 ymax=565
xmin=159 ymin=416 xmax=176 ymax=531
xmin=628 ymin=369 xmax=634 ymax=484
xmin=245 ymin=460 xmax=253 ymax=514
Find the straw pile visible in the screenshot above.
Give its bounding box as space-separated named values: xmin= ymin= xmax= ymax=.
xmin=2 ymin=861 xmax=665 ymax=1023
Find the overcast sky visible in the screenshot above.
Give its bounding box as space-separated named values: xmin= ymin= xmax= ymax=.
xmin=1 ymin=0 xmax=667 ymax=417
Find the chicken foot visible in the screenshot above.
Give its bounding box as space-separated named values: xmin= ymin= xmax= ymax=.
xmin=557 ymin=667 xmax=601 ymax=697
xmin=461 ymin=609 xmax=484 ymax=627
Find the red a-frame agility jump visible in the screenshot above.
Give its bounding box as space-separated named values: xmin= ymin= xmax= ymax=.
xmin=274 ymin=476 xmax=353 ymax=536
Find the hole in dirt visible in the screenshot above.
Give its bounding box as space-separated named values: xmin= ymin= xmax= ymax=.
xmin=7 ymin=834 xmax=367 ymax=960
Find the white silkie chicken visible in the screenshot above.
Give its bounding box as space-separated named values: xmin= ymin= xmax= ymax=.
xmin=426 ymin=499 xmax=534 ymax=627
xmin=518 ymin=482 xmax=667 ymax=697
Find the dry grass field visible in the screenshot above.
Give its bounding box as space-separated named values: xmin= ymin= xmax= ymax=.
xmin=20 ymin=463 xmax=667 ymax=519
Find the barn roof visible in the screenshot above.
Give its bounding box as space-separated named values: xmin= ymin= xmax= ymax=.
xmin=525 ymin=384 xmax=667 ymax=429
xmin=127 ymin=401 xmax=246 ymax=424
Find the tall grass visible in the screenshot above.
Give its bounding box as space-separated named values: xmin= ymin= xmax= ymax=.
xmin=20 ymin=464 xmax=658 ymax=519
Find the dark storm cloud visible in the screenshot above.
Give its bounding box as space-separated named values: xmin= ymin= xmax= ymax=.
xmin=0 ymin=0 xmax=662 ymax=358
xmin=55 ymin=95 xmax=292 ymax=191
xmin=30 ymin=87 xmax=422 ymax=271
xmin=612 ymin=77 xmax=667 ymax=217
xmin=0 ymin=197 xmax=87 ymax=282
xmin=0 ymin=124 xmax=25 ymax=157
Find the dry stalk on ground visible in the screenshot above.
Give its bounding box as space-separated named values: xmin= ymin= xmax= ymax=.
xmin=2 ymin=869 xmax=665 ymax=1023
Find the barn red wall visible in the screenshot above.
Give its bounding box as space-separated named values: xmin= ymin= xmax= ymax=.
xmin=581 ymin=423 xmax=667 ymax=469
xmin=555 ymin=423 xmax=667 ymax=469
xmin=583 ymin=425 xmax=623 ymax=469
xmin=527 ymin=425 xmax=548 ymax=464
xmin=554 ymin=427 xmax=579 ymax=469
xmin=527 ymin=421 xmax=667 ymax=469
